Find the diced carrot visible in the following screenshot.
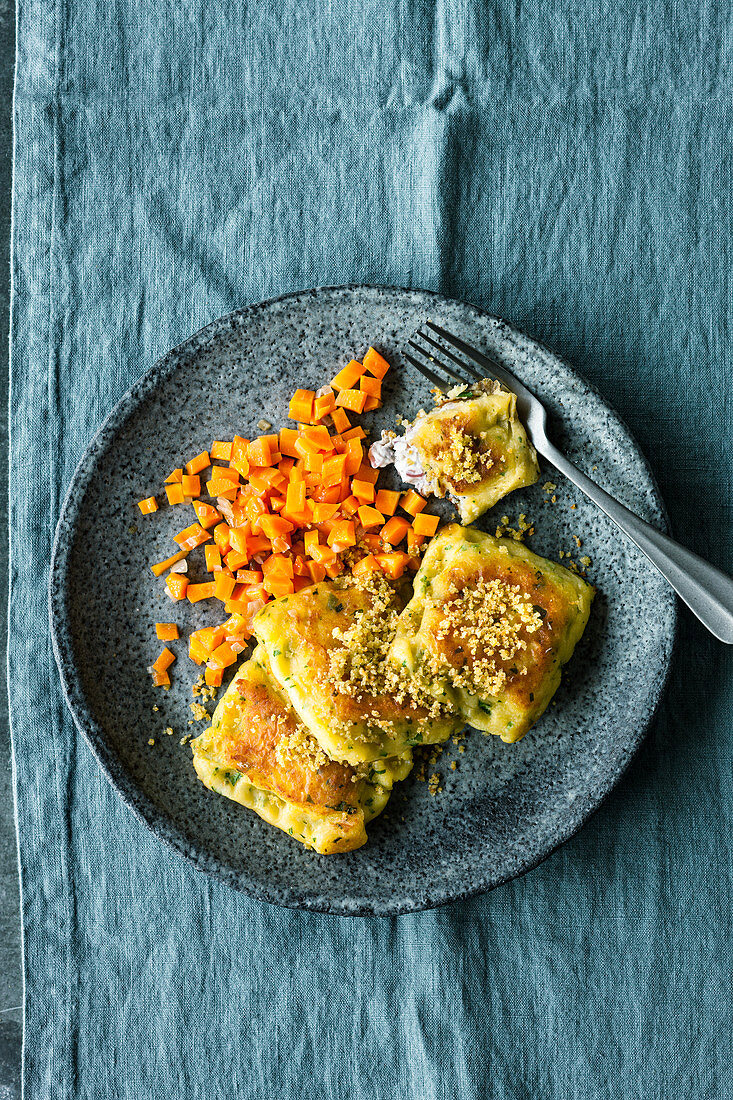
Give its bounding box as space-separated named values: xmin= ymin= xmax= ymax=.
xmin=153 ymin=647 xmax=176 ymax=673
xmin=208 ymin=642 xmax=239 ymax=670
xmin=311 ymin=483 xmax=342 ymax=504
xmin=173 ymin=523 xmax=211 ymax=550
xmin=161 ymin=576 xmax=188 ymax=603
xmin=244 ymin=496 xmax=267 ymax=525
xmin=341 ymin=494 xmax=360 ymax=516
xmin=400 ymin=490 xmax=427 ymax=515
xmin=285 ymin=481 xmax=306 ymax=514
xmin=230 ymin=528 xmax=250 ymax=556
xmin=222 ymin=612 xmax=250 ymax=636
xmin=188 ymin=636 xmax=208 ymax=665
xmin=289 ymin=389 xmax=315 ymax=422
xmin=205 ymin=544 xmax=222 ymax=571
xmin=324 ymin=557 xmax=344 ymax=578
xmin=213 ymin=522 xmax=231 ymax=554
xmin=338 ymin=473 xmax=352 ymax=502
xmin=211 ymin=441 xmax=233 ymax=461
xmin=406 ymin=528 xmax=425 ymax=553
xmin=204 ymin=666 xmax=224 ymax=687
xmin=406 ymin=555 xmax=421 ymax=571
xmin=331 ymin=359 xmax=365 ymax=391
xmin=363 ymin=347 xmax=390 ymax=379
xmin=374 ymin=552 xmax=410 ymax=579
xmin=235 ymin=569 xmax=263 ymax=584
xmin=193 ymin=625 xmax=227 ymax=654
xmin=151 ymin=669 xmax=171 ymax=687
xmin=311 ymin=502 xmax=339 ymax=523
xmin=342 ymin=426 xmax=366 ymax=441
xmin=314 ymin=390 xmax=336 ymax=419
xmin=292 ymin=575 xmax=312 ymax=592
xmin=251 ymin=469 xmax=287 ymax=496
xmin=279 ymin=428 xmax=300 ymax=457
xmin=375 ymin=489 xmax=400 ymax=515
xmin=262 ymin=553 xmax=294 ymax=578
xmin=361 ymin=532 xmax=383 ymax=553
xmin=225 ymin=549 xmax=249 ymax=572
xmin=165 ymin=469 xmax=183 ymax=484
xmin=322 ymin=453 xmax=347 ymax=486
xmin=352 ymin=554 xmax=381 ymax=576
xmin=231 ymin=436 xmax=250 ymax=462
xmin=335 ymin=388 xmax=368 ymax=414
xmin=351 ymin=478 xmax=375 ymax=503
xmin=412 ymin=512 xmax=439 ymax=536
xmin=187 ymin=581 xmax=216 ymax=603
xmin=155 ymin=623 xmax=179 ymax=641
xmin=259 ymin=514 xmax=294 ymax=541
xmin=306 ymin=560 xmax=327 ymax=583
xmin=304 ymin=530 xmax=320 ymax=558
xmin=292 ymin=554 xmax=309 ymax=577
xmin=246 ymin=534 xmax=272 ymax=554
xmin=278 ymin=457 xmax=295 ymax=478
xmin=186 ymin=451 xmax=210 ymax=476
xmin=330 ymin=407 xmax=351 ymax=434
xmin=165 ymin=483 xmax=185 ymax=505
xmin=137 ymin=496 xmax=158 ymax=515
xmin=357 ymin=505 xmax=385 ymax=528
xmin=207 ymin=480 xmax=238 ymax=501
xmin=212 ymin=466 xmax=239 ymax=483
xmin=302 ymin=425 xmax=333 ymax=451
xmin=380 ymin=516 xmax=411 ymax=545
xmin=355 ymin=462 xmax=379 ymax=485
xmin=181 ymin=474 xmax=200 ymax=497
xmin=247 ymin=437 xmax=273 ymax=467
xmin=309 ymin=542 xmax=337 ymax=565
xmin=343 ymin=438 xmax=363 ymax=475
xmin=214 ymin=572 xmax=236 ymax=601
xmin=363 ymin=396 xmax=381 ymax=412
xmin=359 ymin=375 xmax=381 ymax=399
xmin=193 ymin=501 xmax=222 ymax=529
xmin=294 ymin=435 xmax=320 ymax=461
xmin=304 ymin=451 xmax=323 ymax=476
xmin=327 ymin=520 xmax=356 ymax=551
xmin=264 ymin=574 xmax=295 ymax=597
xmin=150 ymin=549 xmax=188 ymax=577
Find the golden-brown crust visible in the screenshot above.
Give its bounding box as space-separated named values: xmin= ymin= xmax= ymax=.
xmin=218 ymin=676 xmax=360 ymax=809
xmin=424 ymin=558 xmax=572 ymax=707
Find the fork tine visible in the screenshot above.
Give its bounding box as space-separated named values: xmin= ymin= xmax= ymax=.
xmin=424 ymin=320 xmax=505 ymax=378
xmin=413 ymin=328 xmax=484 ymax=383
xmin=407 ymin=340 xmax=466 ymax=385
xmin=423 ymin=320 xmax=538 ymax=407
xmin=403 ymin=350 xmax=449 ymax=390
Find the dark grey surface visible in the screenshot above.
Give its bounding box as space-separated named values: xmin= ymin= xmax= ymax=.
xmin=50 ymin=286 xmax=675 ymax=916
xmin=0 ymin=0 xmax=21 ymax=1092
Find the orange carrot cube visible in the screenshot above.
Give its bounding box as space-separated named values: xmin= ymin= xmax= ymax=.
xmin=412 ymin=512 xmax=439 ymax=536
xmin=155 ymin=623 xmax=179 ymax=641
xmin=363 ymin=347 xmax=390 ymax=379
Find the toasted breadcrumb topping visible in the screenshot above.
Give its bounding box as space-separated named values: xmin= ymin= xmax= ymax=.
xmin=428 ymin=578 xmax=543 ymax=697
xmin=494 ymin=513 xmax=535 ymax=542
xmin=326 ymin=570 xmax=451 ymax=724
xmin=274 ymin=719 xmax=331 ymax=773
xmin=420 ymin=425 xmax=493 ymax=491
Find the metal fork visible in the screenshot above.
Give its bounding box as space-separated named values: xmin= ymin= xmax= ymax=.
xmin=405 ymin=320 xmax=733 ymax=644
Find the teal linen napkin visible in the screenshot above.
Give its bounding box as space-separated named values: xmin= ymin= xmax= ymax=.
xmin=10 ymin=0 xmax=733 ymax=1096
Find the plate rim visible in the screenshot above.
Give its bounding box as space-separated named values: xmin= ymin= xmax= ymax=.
xmin=49 ymin=283 xmax=678 ymax=916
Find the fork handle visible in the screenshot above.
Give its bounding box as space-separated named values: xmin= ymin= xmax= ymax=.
xmin=540 ymin=439 xmax=733 ymax=644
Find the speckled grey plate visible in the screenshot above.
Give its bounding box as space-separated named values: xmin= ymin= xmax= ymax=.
xmin=50 ymin=286 xmax=676 ymax=916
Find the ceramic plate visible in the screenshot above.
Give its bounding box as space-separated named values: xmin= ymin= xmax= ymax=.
xmin=50 ymin=286 xmax=676 ymax=915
